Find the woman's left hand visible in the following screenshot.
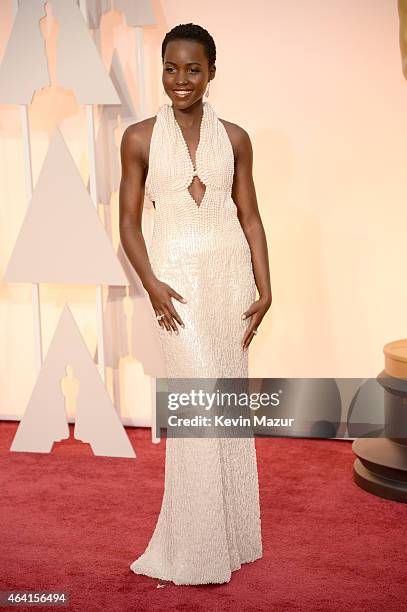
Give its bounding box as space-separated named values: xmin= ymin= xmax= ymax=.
xmin=241 ymin=296 xmax=272 ymax=350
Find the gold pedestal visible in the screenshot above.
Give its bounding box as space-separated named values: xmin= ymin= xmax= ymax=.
xmin=352 ymin=339 xmax=407 ymax=502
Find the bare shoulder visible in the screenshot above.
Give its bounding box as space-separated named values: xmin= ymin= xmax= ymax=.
xmin=218 ymin=118 xmax=251 ymax=158
xmin=121 ymin=115 xmax=157 ymax=167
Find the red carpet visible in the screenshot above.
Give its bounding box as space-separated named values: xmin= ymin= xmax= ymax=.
xmin=0 ymin=421 xmax=405 ymax=611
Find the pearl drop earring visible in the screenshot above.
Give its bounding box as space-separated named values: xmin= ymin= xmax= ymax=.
xmin=205 ymin=82 xmax=210 ymax=98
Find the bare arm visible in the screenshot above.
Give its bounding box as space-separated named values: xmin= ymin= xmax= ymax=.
xmin=119 ymin=124 xmax=158 ymax=291
xmin=232 ymin=127 xmax=272 ymax=304
xmin=230 ymin=124 xmax=272 ymax=348
xmin=119 ymin=124 xmax=186 ymax=333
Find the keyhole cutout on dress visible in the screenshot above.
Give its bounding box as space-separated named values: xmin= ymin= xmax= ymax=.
xmin=173 ymin=103 xmax=208 ymax=209
xmin=188 ymin=171 xmax=206 ymax=208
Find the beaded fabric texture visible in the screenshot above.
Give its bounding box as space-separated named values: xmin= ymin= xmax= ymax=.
xmin=129 ymin=100 xmax=263 ymax=585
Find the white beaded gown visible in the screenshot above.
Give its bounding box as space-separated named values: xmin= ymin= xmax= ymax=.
xmin=129 ymin=99 xmax=263 ymax=585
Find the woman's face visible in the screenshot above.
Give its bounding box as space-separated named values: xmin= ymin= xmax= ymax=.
xmin=162 ymin=39 xmax=215 ymax=108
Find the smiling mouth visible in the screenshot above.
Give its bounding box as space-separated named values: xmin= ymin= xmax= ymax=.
xmin=173 ymin=90 xmax=193 ymax=97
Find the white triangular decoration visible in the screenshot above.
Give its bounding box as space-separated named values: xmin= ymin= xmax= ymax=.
xmin=52 ymin=0 xmax=120 ymax=104
xmin=0 ymin=1 xmax=49 ymax=103
xmin=0 ymin=0 xmax=120 ymax=104
xmin=4 ymin=128 xmax=128 ymax=285
xmin=11 ymin=304 xmax=136 ymax=457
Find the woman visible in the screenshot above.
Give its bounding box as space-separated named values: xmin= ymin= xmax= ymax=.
xmin=120 ymin=23 xmax=272 ymax=586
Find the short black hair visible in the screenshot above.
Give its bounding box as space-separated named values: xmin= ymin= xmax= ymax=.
xmin=161 ymin=23 xmax=216 ymax=68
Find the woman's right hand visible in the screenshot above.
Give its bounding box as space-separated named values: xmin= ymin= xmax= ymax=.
xmin=146 ymin=279 xmax=187 ymax=334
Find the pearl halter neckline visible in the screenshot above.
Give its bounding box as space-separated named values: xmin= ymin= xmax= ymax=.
xmin=145 ymin=98 xmax=234 ymax=213
xmin=169 ymin=102 xmax=209 ymax=201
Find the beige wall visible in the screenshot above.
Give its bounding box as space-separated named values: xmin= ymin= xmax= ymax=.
xmin=1 ymin=0 xmax=406 ymax=419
